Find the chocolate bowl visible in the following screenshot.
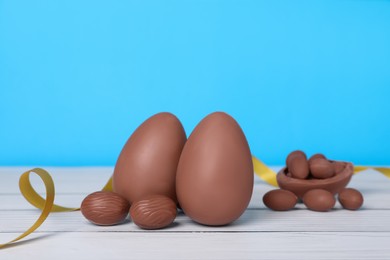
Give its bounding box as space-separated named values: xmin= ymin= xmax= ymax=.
xmin=276 ymin=162 xmax=353 ymax=199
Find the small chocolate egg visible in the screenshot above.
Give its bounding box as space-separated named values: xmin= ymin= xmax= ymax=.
xmin=333 ymin=161 xmax=346 ymax=174
xmin=113 ymin=112 xmax=186 ymax=204
xmin=263 ymin=189 xmax=298 ymax=211
xmin=287 ymin=151 xmax=309 ymax=179
xmin=176 ymin=112 xmax=253 ymax=226
xmin=308 ymin=153 xmax=326 ymax=164
xmin=286 ymin=150 xmax=306 ymax=166
xmin=309 ymin=158 xmax=335 ymax=179
xmin=303 ymin=189 xmax=335 ymax=212
xmin=338 ymin=188 xmax=364 ymax=210
xmin=81 ymin=191 xmax=130 ymax=226
xmin=130 ymin=195 xmax=177 ymax=229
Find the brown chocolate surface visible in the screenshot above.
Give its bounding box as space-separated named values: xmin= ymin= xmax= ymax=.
xmin=130 ymin=195 xmax=177 ymax=230
xmin=112 ymin=112 xmax=186 ymax=204
xmin=176 ymin=112 xmax=253 ymax=226
xmin=303 ymin=189 xmax=336 ymax=212
xmin=333 ymin=161 xmax=347 ymax=174
xmin=308 ymin=153 xmax=326 ymax=164
xmin=338 ymin=188 xmax=364 ymax=210
xmin=277 ymin=161 xmax=353 ymax=199
xmin=80 ymin=191 xmax=130 ymax=226
xmin=286 ymin=151 xmax=309 ymax=180
xmin=263 ymin=189 xmax=298 ymax=211
xmin=309 ymin=158 xmax=335 ymax=179
xmin=286 ymin=150 xmax=307 ymax=166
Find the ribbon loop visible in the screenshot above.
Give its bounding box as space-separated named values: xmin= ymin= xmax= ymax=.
xmin=0 ymin=168 xmax=55 ymax=248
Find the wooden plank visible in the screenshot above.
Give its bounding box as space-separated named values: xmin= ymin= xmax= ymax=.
xmin=1 ymin=166 xmax=390 ymax=259
xmin=1 ymin=207 xmax=389 ymax=233
xmin=1 ymin=232 xmax=389 ymax=260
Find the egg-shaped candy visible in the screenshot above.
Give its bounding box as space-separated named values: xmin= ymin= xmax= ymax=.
xmin=287 ymin=150 xmax=309 ymax=180
xmin=263 ymin=189 xmax=298 ymax=211
xmin=309 ymin=158 xmax=335 ymax=179
xmin=176 ymin=112 xmax=254 ymax=226
xmin=81 ymin=191 xmax=130 ymax=226
xmin=113 ymin=112 xmax=186 ymax=204
xmin=338 ymin=188 xmax=364 ymax=210
xmin=303 ymin=189 xmax=336 ymax=212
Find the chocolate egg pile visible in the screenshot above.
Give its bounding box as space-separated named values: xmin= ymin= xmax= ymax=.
xmin=263 ymin=150 xmax=364 ymax=212
xmin=80 ymin=112 xmax=253 ymax=229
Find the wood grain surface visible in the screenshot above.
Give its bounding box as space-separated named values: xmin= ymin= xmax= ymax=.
xmin=1 ymin=167 xmax=389 ymax=259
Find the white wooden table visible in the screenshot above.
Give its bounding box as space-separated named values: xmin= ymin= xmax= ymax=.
xmin=1 ymin=167 xmax=389 ymax=259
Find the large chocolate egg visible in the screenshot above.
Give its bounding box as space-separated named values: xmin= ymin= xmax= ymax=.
xmin=176 ymin=112 xmax=253 ymax=226
xmin=113 ymin=112 xmax=186 ymax=204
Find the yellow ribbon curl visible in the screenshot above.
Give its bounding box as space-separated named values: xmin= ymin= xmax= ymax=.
xmin=0 ymin=168 xmax=113 ymax=249
xmin=1 ymin=157 xmax=389 ymax=248
xmin=0 ymin=168 xmax=56 ymax=249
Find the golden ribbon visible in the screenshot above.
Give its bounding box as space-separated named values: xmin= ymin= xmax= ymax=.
xmin=0 ymin=168 xmax=113 ymax=249
xmin=0 ymin=157 xmax=389 ymax=248
xmin=353 ymin=165 xmax=390 ymax=177
xmin=0 ymin=168 xmax=56 ymax=249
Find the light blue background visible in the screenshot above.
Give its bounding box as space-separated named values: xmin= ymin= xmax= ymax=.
xmin=1 ymin=0 xmax=389 ymax=166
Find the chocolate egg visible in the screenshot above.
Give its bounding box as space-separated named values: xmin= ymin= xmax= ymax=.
xmin=308 ymin=153 xmax=326 ymax=164
xmin=287 ymin=151 xmax=309 ymax=179
xmin=176 ymin=112 xmax=253 ymax=226
xmin=338 ymin=188 xmax=364 ymax=210
xmin=303 ymin=189 xmax=336 ymax=212
xmin=309 ymin=158 xmax=335 ymax=179
xmin=113 ymin=112 xmax=186 ymax=204
xmin=130 ymin=195 xmax=177 ymax=230
xmin=286 ymin=150 xmax=306 ymax=166
xmin=81 ymin=191 xmax=130 ymax=226
xmin=263 ymin=189 xmax=298 ymax=211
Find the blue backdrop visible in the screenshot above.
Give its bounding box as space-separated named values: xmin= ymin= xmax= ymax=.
xmin=1 ymin=1 xmax=389 ymax=166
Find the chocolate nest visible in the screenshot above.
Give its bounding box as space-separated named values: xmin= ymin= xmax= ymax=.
xmin=276 ymin=161 xmax=354 ymax=199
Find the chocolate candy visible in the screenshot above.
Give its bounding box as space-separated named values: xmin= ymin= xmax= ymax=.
xmin=303 ymin=189 xmax=336 ymax=212
xmin=130 ymin=195 xmax=177 ymax=230
xmin=268 ymin=151 xmax=364 ymax=213
xmin=338 ymin=188 xmax=364 ymax=210
xmin=263 ymin=189 xmax=298 ymax=211
xmin=286 ymin=150 xmax=306 ymax=165
xmin=286 ymin=150 xmax=309 ymax=179
xmin=112 ymin=112 xmax=186 ymax=204
xmin=81 ymin=191 xmax=130 ymax=226
xmin=309 ymin=158 xmax=335 ymax=179
xmin=333 ymin=161 xmax=346 ymax=174
xmin=176 ymin=112 xmax=253 ymax=226
xmin=308 ymin=153 xmax=326 ymax=164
